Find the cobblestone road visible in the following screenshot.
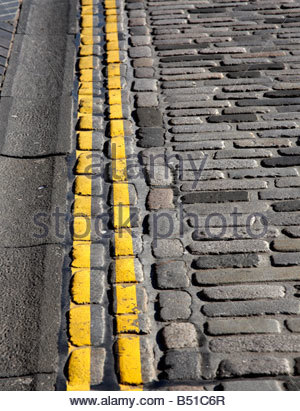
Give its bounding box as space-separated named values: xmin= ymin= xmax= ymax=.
xmin=2 ymin=0 xmax=300 ymax=392
xmin=62 ymin=0 xmax=300 ymax=391
xmin=137 ymin=0 xmax=300 ymax=391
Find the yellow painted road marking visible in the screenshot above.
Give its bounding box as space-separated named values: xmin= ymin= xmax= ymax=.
xmin=68 ymin=0 xmax=143 ymax=391
xmin=67 ymin=0 xmax=94 ymax=391
xmin=105 ymin=0 xmax=143 ymax=389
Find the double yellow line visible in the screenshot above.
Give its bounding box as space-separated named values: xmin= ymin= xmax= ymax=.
xmin=66 ymin=0 xmax=143 ymax=391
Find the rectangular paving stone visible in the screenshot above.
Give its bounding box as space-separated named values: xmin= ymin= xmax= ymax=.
xmin=221 ymin=380 xmax=282 ymax=391
xmin=189 ymin=240 xmax=269 ymax=255
xmin=271 ymin=252 xmax=300 ymax=266
xmin=210 ymin=335 xmax=300 ymax=353
xmin=195 ymin=266 xmax=300 ymax=285
xmin=136 ymin=108 xmax=162 ymax=127
xmin=206 ymin=318 xmax=281 ymax=335
xmin=182 ymin=191 xmax=249 ymax=204
xmin=202 ymin=300 xmax=300 ymax=317
xmin=259 ymin=188 xmax=300 ymax=200
xmin=164 ymin=350 xmax=202 ymax=380
xmin=272 ymin=200 xmax=300 ymax=212
xmin=215 ymin=149 xmax=272 ymax=159
xmin=262 ymin=156 xmax=300 ymax=167
xmin=272 ymin=239 xmax=300 ymax=252
xmin=218 ymin=356 xmax=291 ymax=378
xmin=203 ymin=285 xmax=284 ymax=301
xmin=181 ymin=180 xmax=267 ymax=192
xmin=275 ymin=177 xmax=300 ymax=188
xmin=159 ymin=291 xmax=191 ymax=321
xmin=194 ymin=254 xmax=260 ymax=269
xmin=229 ymin=168 xmax=298 ymax=179
xmin=208 ymin=114 xmax=258 ymax=123
xmin=155 ymin=260 xmax=189 ymax=289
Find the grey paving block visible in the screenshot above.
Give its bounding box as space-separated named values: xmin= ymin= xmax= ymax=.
xmin=218 ymin=356 xmax=291 ymax=378
xmin=283 ymin=227 xmax=300 ymax=238
xmin=221 ymin=380 xmax=282 ymax=391
xmin=210 ymin=335 xmax=300 ymax=353
xmin=272 ymin=252 xmax=300 ymax=266
xmin=194 ymin=254 xmax=261 ymax=269
xmin=202 ymin=300 xmax=300 ymax=317
xmin=259 ymin=188 xmax=300 ymax=200
xmin=164 ymin=350 xmax=202 ymax=380
xmin=189 ymin=240 xmax=269 ymax=255
xmin=152 ymin=239 xmax=184 ymax=258
xmin=138 ymin=127 xmax=165 ymax=147
xmin=202 ymin=285 xmax=284 ymax=301
xmin=155 ymin=260 xmax=189 ymax=289
xmin=162 ymin=323 xmax=198 ymax=349
xmin=206 ymin=318 xmax=281 ymax=335
xmin=182 ymin=191 xmax=249 ymax=204
xmin=195 ymin=266 xmax=300 ymax=285
xmin=159 ymin=291 xmax=191 ymax=321
xmin=136 ymin=107 xmax=162 ymax=126
xmin=272 ymin=200 xmax=300 ymax=212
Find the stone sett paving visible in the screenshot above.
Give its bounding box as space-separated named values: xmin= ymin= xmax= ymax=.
xmin=125 ymin=0 xmax=300 ymax=390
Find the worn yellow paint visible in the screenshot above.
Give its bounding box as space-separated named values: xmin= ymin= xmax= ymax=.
xmin=112 ymin=158 xmax=127 ymax=181
xmin=115 ymin=257 xmax=137 ymax=283
xmin=113 ymin=205 xmax=131 ymax=229
xmin=113 ymin=182 xmax=130 ymax=204
xmin=106 ymin=22 xmax=118 ymax=33
xmin=68 ymin=0 xmax=94 ymax=391
xmin=116 ymin=314 xmax=139 ymax=334
xmin=110 ymin=104 xmax=123 ymax=119
xmin=79 ymin=56 xmax=94 ymax=69
xmin=106 ymin=32 xmax=119 ymax=43
xmin=106 ymin=14 xmax=118 ymax=22
xmin=116 ymin=284 xmax=139 ymax=314
xmin=80 ymin=45 xmax=94 ymax=56
xmin=80 ymin=35 xmax=95 ymax=45
xmin=77 ymin=131 xmax=93 ymax=150
xmin=67 ymin=348 xmax=90 ymax=391
xmin=71 ymin=270 xmax=91 ymax=304
xmin=69 ymin=305 xmax=91 ymax=346
xmin=81 ymin=6 xmax=95 ymax=15
xmin=108 ymin=76 xmax=121 ymax=89
xmin=111 ymin=136 xmax=126 ymax=159
xmin=109 ymin=88 xmax=122 ymax=104
xmin=107 ymin=50 xmax=120 ymax=63
xmin=81 ymin=27 xmax=93 ymax=36
xmin=110 ymin=119 xmax=124 ymax=136
xmin=79 ymin=97 xmax=94 ymax=114
xmin=75 ymin=175 xmax=92 ymax=195
xmin=73 ymin=216 xmax=91 ymax=241
xmin=107 ymin=40 xmax=120 ymax=51
xmin=114 ymin=229 xmax=134 ymax=256
xmin=105 ymin=0 xmax=143 ymax=388
xmin=79 ymin=69 xmax=93 ymax=82
xmin=76 ymin=151 xmax=93 ymax=174
xmin=73 ymin=194 xmax=92 ymax=215
xmin=72 ymin=242 xmax=91 ymax=268
xmin=118 ymin=335 xmax=143 ymax=385
xmin=78 ymin=82 xmax=93 ymax=97
xmin=81 ymin=15 xmax=93 ymax=27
